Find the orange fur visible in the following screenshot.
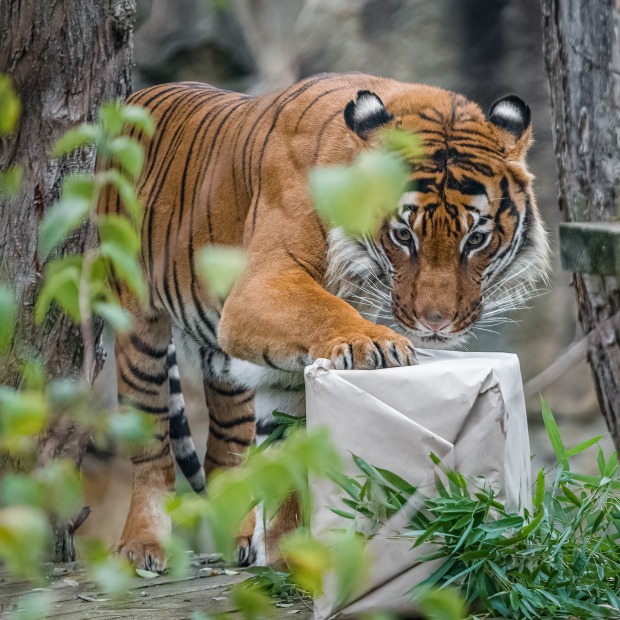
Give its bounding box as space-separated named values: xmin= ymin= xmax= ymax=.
xmin=100 ymin=73 xmax=548 ymax=569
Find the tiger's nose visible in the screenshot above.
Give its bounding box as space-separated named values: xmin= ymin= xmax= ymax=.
xmin=420 ymin=313 xmax=452 ymax=333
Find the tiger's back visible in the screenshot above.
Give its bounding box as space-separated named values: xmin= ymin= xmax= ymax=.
xmin=116 ymin=73 xmax=419 ymax=304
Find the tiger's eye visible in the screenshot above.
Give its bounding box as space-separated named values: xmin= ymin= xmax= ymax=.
xmin=394 ymin=228 xmax=413 ymax=244
xmin=467 ymin=231 xmax=487 ymax=247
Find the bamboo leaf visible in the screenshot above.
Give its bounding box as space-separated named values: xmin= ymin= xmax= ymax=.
xmin=604 ymin=451 xmax=618 ymax=477
xmin=479 ymin=515 xmax=523 ymax=533
xmin=440 ymin=559 xmax=486 ymax=589
xmin=597 ymin=446 xmax=606 ymax=476
xmin=534 ymin=468 xmax=545 ymax=508
xmin=565 ymin=434 xmax=605 ymax=458
xmin=415 ymin=558 xmax=457 ymax=589
xmin=541 ymin=396 xmax=565 ymax=462
xmin=561 ymin=485 xmax=582 ymax=507
xmin=0 ymin=506 xmax=51 ymax=581
xmin=374 ymin=465 xmax=417 ymax=495
xmin=329 ymin=507 xmax=356 ymax=520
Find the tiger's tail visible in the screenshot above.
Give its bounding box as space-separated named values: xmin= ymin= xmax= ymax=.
xmin=167 ymin=343 xmax=206 ymax=493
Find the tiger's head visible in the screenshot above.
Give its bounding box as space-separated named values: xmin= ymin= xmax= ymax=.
xmin=327 ymin=87 xmax=550 ymax=348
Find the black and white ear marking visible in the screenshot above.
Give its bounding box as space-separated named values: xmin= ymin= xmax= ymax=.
xmin=489 ymin=95 xmax=531 ymax=138
xmin=344 ymin=90 xmax=394 ymax=140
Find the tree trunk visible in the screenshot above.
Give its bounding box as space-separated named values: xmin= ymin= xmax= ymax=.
xmin=0 ymin=0 xmax=135 ymax=560
xmin=541 ymin=0 xmax=620 ymax=446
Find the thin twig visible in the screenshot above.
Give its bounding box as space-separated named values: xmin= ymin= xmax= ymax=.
xmin=296 ymin=589 xmax=312 ymax=612
xmin=69 ymin=506 xmax=92 ymax=534
xmin=523 ymin=308 xmax=620 ymax=400
xmin=523 ymin=338 xmax=587 ymax=400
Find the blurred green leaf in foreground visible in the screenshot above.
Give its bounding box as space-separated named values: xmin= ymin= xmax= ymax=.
xmin=309 ymin=128 xmax=419 ymax=237
xmin=198 ymin=245 xmax=247 ymax=299
xmin=0 ymin=75 xmax=23 ymax=199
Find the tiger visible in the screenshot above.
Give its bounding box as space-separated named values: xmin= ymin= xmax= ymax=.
xmin=99 ymin=72 xmax=550 ymax=572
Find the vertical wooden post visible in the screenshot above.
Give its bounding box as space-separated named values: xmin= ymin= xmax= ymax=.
xmin=541 ymin=0 xmax=620 ymax=447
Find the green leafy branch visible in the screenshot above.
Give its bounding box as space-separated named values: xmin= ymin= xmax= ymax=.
xmin=332 ymin=399 xmax=619 ymax=619
xmin=167 ymin=428 xmax=340 ymax=558
xmin=166 ymin=427 xmax=371 ymax=616
xmin=0 ymin=95 xmax=158 ymax=585
xmin=37 ymin=102 xmax=154 ymax=384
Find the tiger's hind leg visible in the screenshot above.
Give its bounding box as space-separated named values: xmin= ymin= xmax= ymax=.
xmin=114 ymin=313 xmax=174 ymax=572
xmin=202 ymin=350 xmax=256 ymax=565
xmin=252 ymin=385 xmax=306 ymax=567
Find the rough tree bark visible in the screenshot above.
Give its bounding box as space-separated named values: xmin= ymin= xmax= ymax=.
xmin=541 ymin=0 xmax=620 ymax=446
xmin=0 ymin=0 xmax=135 ymax=560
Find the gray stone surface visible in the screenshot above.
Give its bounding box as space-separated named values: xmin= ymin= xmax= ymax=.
xmin=0 ymin=555 xmax=311 ymax=619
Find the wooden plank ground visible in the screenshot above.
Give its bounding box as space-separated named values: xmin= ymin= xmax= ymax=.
xmin=0 ymin=554 xmax=312 ymax=619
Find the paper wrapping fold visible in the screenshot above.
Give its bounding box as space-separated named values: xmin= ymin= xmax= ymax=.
xmin=305 ymin=349 xmax=531 ymax=619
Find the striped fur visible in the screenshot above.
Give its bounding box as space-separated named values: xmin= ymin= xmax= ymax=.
xmin=101 ymin=74 xmax=549 ymax=570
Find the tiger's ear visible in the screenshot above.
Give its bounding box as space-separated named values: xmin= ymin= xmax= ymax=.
xmin=344 ymin=90 xmax=394 ymax=140
xmin=488 ymin=95 xmax=532 ymax=160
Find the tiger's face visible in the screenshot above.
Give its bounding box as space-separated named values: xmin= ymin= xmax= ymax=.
xmin=329 ymin=89 xmax=550 ymax=348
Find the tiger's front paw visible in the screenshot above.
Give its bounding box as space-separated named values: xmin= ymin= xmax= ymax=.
xmin=116 ymin=536 xmax=167 ymax=573
xmin=312 ymin=325 xmax=416 ymax=370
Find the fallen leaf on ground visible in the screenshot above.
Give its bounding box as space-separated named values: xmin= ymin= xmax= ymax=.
xmin=77 ymin=593 xmax=111 ymax=602
xmin=200 ymin=569 xmax=219 ymax=577
xmin=135 ymin=569 xmax=159 ymax=579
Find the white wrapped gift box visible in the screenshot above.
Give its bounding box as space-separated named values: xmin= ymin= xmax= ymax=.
xmin=305 ymin=350 xmax=531 ymax=619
